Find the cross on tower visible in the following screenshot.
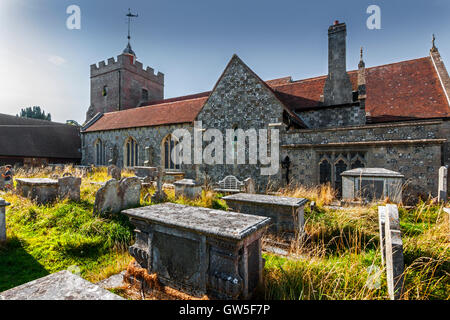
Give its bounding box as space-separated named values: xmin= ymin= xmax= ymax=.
xmin=126 ymin=8 xmax=138 ymax=45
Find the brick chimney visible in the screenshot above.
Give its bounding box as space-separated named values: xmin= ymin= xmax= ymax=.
xmin=323 ymin=21 xmax=353 ymax=106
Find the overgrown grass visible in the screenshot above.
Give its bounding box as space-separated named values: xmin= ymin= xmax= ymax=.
xmin=1 ymin=166 xmax=448 ymax=299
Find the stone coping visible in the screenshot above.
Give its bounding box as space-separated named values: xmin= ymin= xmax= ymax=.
xmin=222 ymin=193 xmax=307 ymax=207
xmin=341 ymin=168 xmax=404 ymax=178
xmin=15 ymin=178 xmax=58 ymax=185
xmin=0 ymin=270 xmax=124 ymax=300
xmin=122 ymin=203 xmax=271 ymax=240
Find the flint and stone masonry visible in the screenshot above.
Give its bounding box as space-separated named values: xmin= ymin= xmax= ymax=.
xmin=122 ymin=203 xmax=271 ymax=299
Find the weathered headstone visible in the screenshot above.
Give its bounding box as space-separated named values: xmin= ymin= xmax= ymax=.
xmin=108 ymin=165 xmax=121 ymax=180
xmin=57 ymin=177 xmax=81 ymax=201
xmin=243 ymin=177 xmax=255 ymax=194
xmin=151 ymin=166 xmax=167 ymax=203
xmin=384 ymin=204 xmax=405 ymax=300
xmin=438 ymin=166 xmax=448 ymax=202
xmin=15 ymin=178 xmax=59 ymax=204
xmin=174 ymin=179 xmax=202 ymax=199
xmin=108 ymin=145 xmax=118 ymax=166
xmin=93 ymin=177 xmax=141 ymax=216
xmin=144 ymin=146 xmax=153 ymax=167
xmin=0 ymin=198 xmax=11 ymax=243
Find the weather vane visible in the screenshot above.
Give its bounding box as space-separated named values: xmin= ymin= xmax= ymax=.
xmin=126 ymin=8 xmax=138 ymax=45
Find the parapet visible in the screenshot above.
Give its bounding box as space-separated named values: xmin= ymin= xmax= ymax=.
xmin=90 ymin=54 xmax=164 ymax=84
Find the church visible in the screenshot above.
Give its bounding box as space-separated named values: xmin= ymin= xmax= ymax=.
xmin=81 ymin=21 xmax=450 ymax=200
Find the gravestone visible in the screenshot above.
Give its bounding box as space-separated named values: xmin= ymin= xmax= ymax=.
xmin=378 ymin=206 xmax=387 ymax=266
xmin=384 ymin=204 xmax=405 ymax=300
xmin=57 ymin=177 xmax=81 ymax=201
xmin=0 ymin=198 xmax=11 ymax=242
xmin=144 ymin=146 xmax=153 ymax=167
xmin=0 ymin=270 xmax=124 ymax=300
xmin=93 ymin=177 xmax=141 ymax=216
xmin=243 ymin=177 xmax=255 ymax=194
xmin=438 ymin=166 xmax=448 ymax=202
xmin=134 ymin=166 xmax=157 ymax=179
xmin=108 ymin=165 xmax=121 ymax=180
xmin=122 ymin=203 xmax=271 ymax=299
xmin=151 ymin=166 xmax=167 ymax=203
xmin=108 ymin=145 xmax=119 ymax=166
xmin=174 ymin=179 xmax=202 ymax=199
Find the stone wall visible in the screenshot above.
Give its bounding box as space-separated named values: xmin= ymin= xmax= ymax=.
xmin=295 ymin=104 xmax=365 ymax=129
xmin=282 ymin=120 xmax=447 ymax=200
xmin=194 ymin=55 xmax=285 ymax=190
xmin=81 ymin=123 xmax=195 ymax=179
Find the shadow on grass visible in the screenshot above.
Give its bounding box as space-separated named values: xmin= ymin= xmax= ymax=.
xmin=0 ymin=237 xmax=49 ymax=292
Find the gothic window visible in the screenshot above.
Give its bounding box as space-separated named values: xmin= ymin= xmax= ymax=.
xmin=142 ymin=88 xmax=148 ymax=102
xmin=334 ymin=159 xmax=348 ymax=198
xmin=124 ymin=137 xmax=139 ymax=167
xmin=351 ymin=159 xmax=365 ymax=169
xmin=95 ymin=139 xmax=106 ymax=166
xmin=162 ymin=134 xmax=180 ymax=170
xmin=319 ymin=159 xmax=332 ymax=185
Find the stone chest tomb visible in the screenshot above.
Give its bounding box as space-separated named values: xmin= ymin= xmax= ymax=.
xmin=122 ymin=203 xmax=271 ymax=299
xmin=341 ymin=168 xmax=404 ymax=203
xmin=222 ymin=193 xmax=307 ymax=237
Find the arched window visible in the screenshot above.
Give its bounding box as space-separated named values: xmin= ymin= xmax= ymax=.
xmin=124 ymin=137 xmax=139 ymax=167
xmin=319 ymin=159 xmax=332 ymax=184
xmin=102 ymin=85 xmax=108 ymax=97
xmin=162 ymin=134 xmax=180 ymax=170
xmin=334 ymin=159 xmax=348 ymax=198
xmin=95 ymin=139 xmax=105 ymax=166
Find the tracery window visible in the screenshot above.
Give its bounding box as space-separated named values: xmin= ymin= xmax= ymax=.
xmin=124 ymin=137 xmax=139 ymax=167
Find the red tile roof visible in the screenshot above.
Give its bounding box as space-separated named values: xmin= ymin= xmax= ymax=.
xmin=84 ymin=96 xmax=208 ymax=132
xmin=272 ymin=57 xmax=450 ymax=122
xmin=84 ymin=56 xmax=449 ymax=132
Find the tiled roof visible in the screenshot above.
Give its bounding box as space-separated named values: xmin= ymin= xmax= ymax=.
xmin=0 ymin=113 xmax=81 ymax=159
xmin=83 ymin=56 xmax=450 ymax=132
xmin=84 ymin=96 xmax=208 ymax=132
xmin=272 ymin=57 xmax=450 ymax=122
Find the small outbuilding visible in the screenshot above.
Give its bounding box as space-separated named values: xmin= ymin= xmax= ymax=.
xmin=341 ymin=168 xmax=404 ymax=203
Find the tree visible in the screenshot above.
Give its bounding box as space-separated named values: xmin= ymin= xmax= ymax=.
xmin=17 ymin=106 xmax=51 ymax=121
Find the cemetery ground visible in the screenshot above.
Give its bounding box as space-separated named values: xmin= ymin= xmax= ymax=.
xmin=0 ymin=166 xmax=448 ymax=300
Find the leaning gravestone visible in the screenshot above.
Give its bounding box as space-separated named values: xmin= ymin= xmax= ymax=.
xmin=57 ymin=177 xmax=81 ymax=201
xmin=93 ymin=177 xmax=141 ymax=216
xmin=378 ymin=206 xmax=387 ymax=266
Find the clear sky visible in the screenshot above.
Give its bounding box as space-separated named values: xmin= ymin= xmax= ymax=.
xmin=1 ymin=0 xmax=449 ymax=124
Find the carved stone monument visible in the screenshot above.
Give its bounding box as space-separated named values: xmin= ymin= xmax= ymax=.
xmin=122 ymin=203 xmax=271 ymax=299
xmin=0 ymin=198 xmax=11 ymax=243
xmin=438 ymin=166 xmax=448 ymax=202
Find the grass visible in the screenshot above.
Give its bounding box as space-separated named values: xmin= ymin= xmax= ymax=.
xmin=0 ymin=166 xmax=448 ymax=299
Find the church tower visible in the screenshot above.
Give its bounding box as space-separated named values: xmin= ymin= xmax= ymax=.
xmin=85 ymin=10 xmax=164 ymax=122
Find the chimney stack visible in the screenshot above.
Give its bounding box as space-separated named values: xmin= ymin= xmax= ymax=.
xmin=323 ymin=21 xmax=353 ymax=106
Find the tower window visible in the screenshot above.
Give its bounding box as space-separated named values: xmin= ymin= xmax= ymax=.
xmin=142 ymin=88 xmax=148 ymax=101
xmin=102 ymin=86 xmax=108 ymax=97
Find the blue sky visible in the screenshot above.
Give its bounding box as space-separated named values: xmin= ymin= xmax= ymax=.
xmin=1 ymin=0 xmax=449 ymax=123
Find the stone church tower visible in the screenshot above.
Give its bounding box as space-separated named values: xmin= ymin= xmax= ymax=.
xmin=85 ymin=44 xmax=164 ymax=122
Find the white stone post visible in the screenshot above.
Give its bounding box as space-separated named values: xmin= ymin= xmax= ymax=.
xmin=0 ymin=198 xmax=11 ymax=242
xmin=378 ymin=206 xmax=386 ymax=266
xmin=438 ymin=166 xmax=448 ymax=202
xmin=384 ymin=204 xmax=405 ymax=300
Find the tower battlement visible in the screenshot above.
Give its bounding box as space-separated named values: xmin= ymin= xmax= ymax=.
xmin=90 ymin=54 xmax=164 ymax=85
